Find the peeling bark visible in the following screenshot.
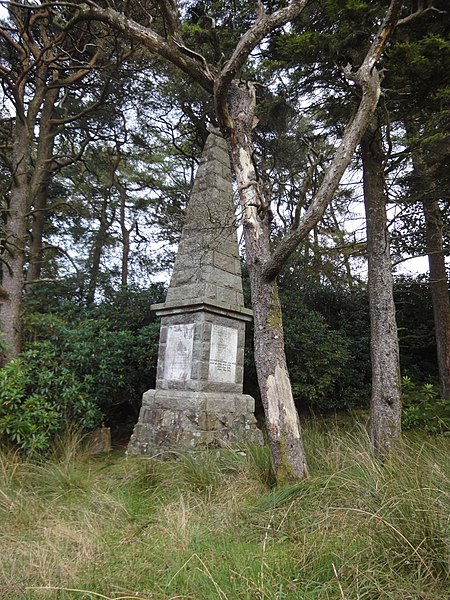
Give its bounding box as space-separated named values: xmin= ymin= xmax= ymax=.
xmin=361 ymin=117 xmax=402 ymax=456
xmin=225 ymin=82 xmax=308 ymax=482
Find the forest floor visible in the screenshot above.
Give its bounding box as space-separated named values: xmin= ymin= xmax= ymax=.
xmin=0 ymin=419 xmax=449 ymax=600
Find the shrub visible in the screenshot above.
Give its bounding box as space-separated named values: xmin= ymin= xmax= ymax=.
xmin=285 ymin=303 xmax=355 ymax=410
xmin=401 ymin=376 xmax=449 ymax=434
xmin=0 ymin=345 xmax=101 ymax=453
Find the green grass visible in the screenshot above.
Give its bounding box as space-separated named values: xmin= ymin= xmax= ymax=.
xmin=0 ymin=421 xmax=448 ymax=599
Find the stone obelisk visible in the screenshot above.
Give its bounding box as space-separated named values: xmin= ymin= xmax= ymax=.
xmin=127 ymin=129 xmax=262 ymax=454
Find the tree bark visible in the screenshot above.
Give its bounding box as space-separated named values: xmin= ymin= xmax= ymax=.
xmin=422 ymin=197 xmax=450 ymax=400
xmin=26 ymin=89 xmax=59 ymax=286
xmin=86 ymin=192 xmax=110 ymax=306
xmin=116 ymin=177 xmax=134 ymax=289
xmin=405 ymin=121 xmax=450 ymax=401
xmin=26 ymin=189 xmax=47 ymax=285
xmin=0 ymin=119 xmax=31 ymax=365
xmin=225 ymin=82 xmax=308 ymax=482
xmin=361 ymin=117 xmax=402 ymax=456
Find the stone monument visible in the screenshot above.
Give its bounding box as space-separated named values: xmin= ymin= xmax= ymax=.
xmin=127 ymin=129 xmax=262 ymax=454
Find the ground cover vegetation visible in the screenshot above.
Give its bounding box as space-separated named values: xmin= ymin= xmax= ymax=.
xmin=0 ymin=422 xmax=448 ymax=599
xmin=0 ymin=1 xmax=449 ymax=470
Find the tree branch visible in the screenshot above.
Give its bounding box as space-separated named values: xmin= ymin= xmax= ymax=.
xmin=59 ymin=2 xmax=215 ymax=92
xmin=262 ymin=0 xmax=404 ymax=282
xmin=397 ymin=1 xmax=446 ymax=26
xmin=214 ymin=0 xmax=309 ymax=131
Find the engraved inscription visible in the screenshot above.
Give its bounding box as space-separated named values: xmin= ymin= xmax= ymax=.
xmin=164 ymin=324 xmax=194 ymax=381
xmin=209 ymin=324 xmax=238 ymax=383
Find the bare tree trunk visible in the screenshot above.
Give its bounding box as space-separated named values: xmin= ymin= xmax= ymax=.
xmin=116 ymin=178 xmax=134 ymax=289
xmin=26 ymin=188 xmax=48 ymax=285
xmin=404 ymin=120 xmax=450 ymax=401
xmin=121 ymin=219 xmax=130 ymax=289
xmin=0 ymin=122 xmax=30 ymax=365
xmin=225 ymin=82 xmax=308 ymax=482
xmin=361 ymin=117 xmax=402 ymax=456
xmin=86 ymin=193 xmax=110 ymax=306
xmin=422 ymin=197 xmax=450 ymax=400
xmin=25 ymin=89 xmax=59 ymax=287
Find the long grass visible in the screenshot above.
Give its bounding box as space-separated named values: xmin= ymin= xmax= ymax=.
xmin=0 ymin=420 xmax=448 ymax=599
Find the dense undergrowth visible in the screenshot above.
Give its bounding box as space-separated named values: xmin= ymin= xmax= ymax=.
xmin=0 ymin=420 xmax=448 ymax=599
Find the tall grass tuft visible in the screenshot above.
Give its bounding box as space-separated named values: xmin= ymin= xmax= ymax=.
xmin=0 ymin=420 xmax=448 ymax=599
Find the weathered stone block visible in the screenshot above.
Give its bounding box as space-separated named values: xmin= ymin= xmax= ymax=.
xmin=213 ymin=250 xmax=237 ymax=274
xmin=206 ymin=396 xmax=236 ymax=413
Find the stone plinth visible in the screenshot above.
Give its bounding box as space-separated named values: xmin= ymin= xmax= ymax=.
xmin=127 ymin=129 xmax=262 ymax=455
xmin=127 ymin=390 xmax=262 ymax=454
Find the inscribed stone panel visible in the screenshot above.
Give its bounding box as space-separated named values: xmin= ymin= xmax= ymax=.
xmin=209 ymin=324 xmax=238 ymax=383
xmin=164 ymin=324 xmax=194 ymax=381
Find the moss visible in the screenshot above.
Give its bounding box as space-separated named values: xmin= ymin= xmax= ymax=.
xmin=274 ymin=436 xmax=306 ymax=485
xmin=266 ymin=285 xmax=283 ymax=331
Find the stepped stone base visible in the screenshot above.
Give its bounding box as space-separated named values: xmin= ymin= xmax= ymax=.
xmin=127 ymin=389 xmax=263 ymax=455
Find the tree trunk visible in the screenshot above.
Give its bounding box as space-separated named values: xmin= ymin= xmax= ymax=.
xmin=225 ymin=82 xmax=308 ymax=482
xmin=422 ymin=197 xmax=450 ymax=400
xmin=404 ymin=120 xmax=450 ymax=401
xmin=121 ymin=220 xmax=130 ymax=289
xmin=86 ymin=193 xmax=110 ymax=306
xmin=0 ymin=121 xmax=30 ymax=365
xmin=26 ymin=188 xmax=48 ymax=285
xmin=116 ymin=178 xmax=133 ymax=289
xmin=25 ymin=89 xmax=59 ymax=286
xmin=361 ymin=117 xmax=402 ymax=456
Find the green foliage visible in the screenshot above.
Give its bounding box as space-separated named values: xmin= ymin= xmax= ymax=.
xmin=0 ymin=287 xmax=163 ymax=452
xmin=401 ymin=376 xmax=450 ymax=434
xmin=279 ymin=275 xmax=371 ymax=411
xmin=387 ymin=33 xmax=450 ymax=111
xmin=0 ymin=348 xmax=101 ymax=453
xmin=284 ymin=302 xmax=356 ymax=410
xmin=394 ymin=276 xmax=438 ymax=382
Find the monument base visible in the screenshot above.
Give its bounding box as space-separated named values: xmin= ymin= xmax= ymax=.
xmin=127 ymin=389 xmax=263 ymax=455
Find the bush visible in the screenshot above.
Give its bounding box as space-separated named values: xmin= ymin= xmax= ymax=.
xmin=278 ymin=279 xmax=371 ymax=411
xmin=0 ymin=287 xmax=163 ymax=452
xmin=401 ymin=376 xmax=449 ymax=434
xmin=0 ymin=345 xmax=101 ymax=453
xmin=284 ymin=303 xmax=356 ymax=410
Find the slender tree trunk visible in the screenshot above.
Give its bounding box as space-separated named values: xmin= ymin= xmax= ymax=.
xmin=0 ymin=121 xmax=31 ymax=365
xmin=116 ymin=178 xmax=134 ymax=289
xmin=26 ymin=188 xmax=48 ymax=285
xmin=422 ymin=197 xmax=450 ymax=400
xmin=312 ymin=226 xmax=321 ymax=282
xmin=121 ymin=222 xmax=130 ymax=289
xmin=361 ymin=117 xmax=402 ymax=456
xmin=405 ymin=120 xmax=450 ymax=401
xmin=225 ymin=82 xmax=308 ymax=482
xmin=86 ymin=193 xmax=110 ymax=305
xmin=25 ymin=91 xmax=58 ymax=286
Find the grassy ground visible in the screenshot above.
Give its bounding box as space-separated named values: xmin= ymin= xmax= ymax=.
xmin=0 ymin=419 xmax=448 ymax=599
